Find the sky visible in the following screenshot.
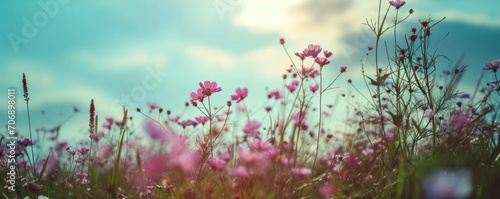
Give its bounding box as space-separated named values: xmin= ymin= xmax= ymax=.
xmin=1 ymin=0 xmax=500 ymax=144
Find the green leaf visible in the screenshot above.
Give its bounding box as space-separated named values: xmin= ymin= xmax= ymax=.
xmin=37 ymin=152 xmax=52 ymax=183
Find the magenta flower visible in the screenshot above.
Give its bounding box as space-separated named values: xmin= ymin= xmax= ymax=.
xmin=449 ymin=110 xmax=470 ymax=129
xmin=55 ymin=141 xmax=68 ymax=151
xmin=303 ymin=44 xmax=322 ymax=58
xmin=483 ymin=59 xmax=500 ymax=72
xmin=199 ymin=80 xmax=222 ymax=96
xmin=147 ymin=102 xmax=159 ymax=110
xmin=285 ymin=83 xmax=297 ymax=93
xmin=248 ymin=140 xmax=273 ymax=152
xmin=17 ymin=138 xmax=33 ymax=147
xmin=309 ymin=84 xmax=319 ymax=93
xmin=294 ymin=52 xmax=306 ymax=60
xmin=315 ymin=57 xmax=330 ymax=67
xmin=292 ymin=111 xmax=308 ymax=130
xmin=340 ymin=66 xmax=347 ymax=73
xmin=231 ymin=87 xmax=248 ymax=103
xmin=178 ymin=119 xmax=198 ymax=128
xmin=309 ymin=69 xmax=320 ymax=78
xmin=207 ymin=157 xmax=226 ymax=171
xmin=323 ymin=50 xmax=333 ymax=58
xmin=144 ymin=119 xmax=174 ymax=142
xmin=279 ymin=38 xmax=285 ymax=45
xmin=231 ymin=166 xmax=250 ymax=178
xmin=267 ymin=90 xmax=283 ymax=100
xmin=243 ymin=120 xmax=261 ymax=138
xmin=195 ymin=116 xmax=210 ymax=125
xmin=98 ymin=144 xmax=113 ymax=159
xmin=389 ymin=0 xmax=406 ymax=9
xmin=190 ymin=88 xmax=206 ymax=102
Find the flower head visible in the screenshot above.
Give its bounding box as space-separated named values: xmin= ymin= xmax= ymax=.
xmin=199 ymin=81 xmax=222 ymax=96
xmin=231 ymin=87 xmax=248 ymax=103
xmin=315 ymin=57 xmax=330 ymax=67
xmin=243 ymin=120 xmax=261 ymax=138
xmin=89 ymin=99 xmax=95 ymax=134
xmin=303 ymin=44 xmax=322 ymax=58
xmin=22 ymin=73 xmax=29 ymax=101
xmin=190 ymin=88 xmax=206 ymax=103
xmin=267 ymin=90 xmax=283 ymax=100
xmin=323 ymin=50 xmax=333 ymax=58
xmin=340 ymin=66 xmax=347 ymax=73
xmin=309 ymin=84 xmax=319 ymax=93
xmin=484 ymin=59 xmax=500 ymax=72
xmin=390 ymin=0 xmax=406 ymax=9
xmin=279 ymin=38 xmax=285 ymax=45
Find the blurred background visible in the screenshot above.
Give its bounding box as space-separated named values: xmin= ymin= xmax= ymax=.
xmin=1 ymin=0 xmax=499 ymax=143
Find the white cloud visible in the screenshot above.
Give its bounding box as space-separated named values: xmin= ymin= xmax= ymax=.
xmin=233 ymin=0 xmax=300 ymax=31
xmin=185 ymin=45 xmax=235 ymax=70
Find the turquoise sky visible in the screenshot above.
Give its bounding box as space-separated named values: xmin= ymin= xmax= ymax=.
xmin=1 ymin=0 xmax=500 ymax=143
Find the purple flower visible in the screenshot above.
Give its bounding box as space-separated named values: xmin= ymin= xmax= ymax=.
xmin=390 ymin=0 xmax=406 ymax=9
xmin=303 ymin=44 xmax=322 ymax=58
xmin=248 ymin=140 xmax=273 ymax=152
xmin=315 ymin=57 xmax=330 ymax=67
xmin=243 ymin=120 xmax=261 ymax=138
xmin=483 ymin=59 xmax=500 ymax=72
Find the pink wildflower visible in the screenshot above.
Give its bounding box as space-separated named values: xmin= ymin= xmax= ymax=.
xmin=449 ymin=110 xmax=470 ymax=129
xmin=323 ymin=50 xmax=333 ymax=58
xmin=206 ymin=157 xmax=226 ymax=171
xmin=195 ymin=116 xmax=210 ymax=125
xmin=285 ymin=83 xmax=297 ymax=93
xmin=147 ymin=102 xmax=159 ymax=110
xmin=231 ymin=87 xmax=248 ymax=103
xmin=484 ymin=59 xmax=500 ymax=72
xmin=340 ymin=66 xmax=347 ymax=73
xmin=231 ymin=166 xmax=250 ymax=178
xmin=248 ymin=140 xmax=273 ymax=152
xmin=99 ymin=144 xmax=113 ymax=159
xmin=199 ymin=80 xmax=222 ymax=96
xmin=309 ymin=84 xmax=319 ymax=93
xmin=294 ymin=52 xmax=306 ymax=60
xmin=243 ymin=120 xmax=261 ymax=138
xmin=279 ymin=38 xmax=285 ymax=45
xmin=292 ymin=111 xmax=308 ymax=130
xmin=390 ymin=0 xmax=406 ymax=9
xmin=190 ymin=88 xmax=206 ymax=103
xmin=144 ymin=119 xmax=174 ymax=142
xmin=315 ymin=57 xmax=330 ymax=67
xmin=303 ymin=44 xmax=322 ymax=58
xmin=55 ymin=141 xmax=68 ymax=151
xmin=268 ymin=90 xmax=283 ymax=99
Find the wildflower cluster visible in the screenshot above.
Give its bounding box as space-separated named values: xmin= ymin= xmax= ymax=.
xmin=1 ymin=0 xmax=499 ymax=198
